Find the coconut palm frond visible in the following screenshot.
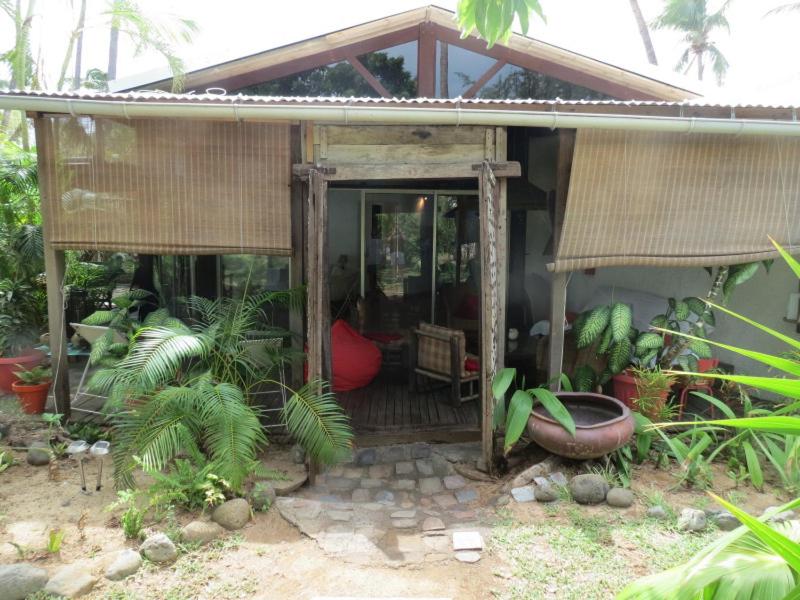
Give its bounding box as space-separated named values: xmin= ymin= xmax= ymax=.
xmin=618 ymin=520 xmax=800 ymax=599
xmin=111 ymin=385 xmax=201 ymax=488
xmin=122 ymin=326 xmax=209 ymax=391
xmin=197 ymin=382 xmax=267 ymax=489
xmin=766 ymin=3 xmax=800 ymax=17
xmin=283 ymin=380 xmax=354 ymax=465
xmin=10 ymin=223 xmax=43 ymax=264
xmin=707 ymin=44 xmax=730 ymax=85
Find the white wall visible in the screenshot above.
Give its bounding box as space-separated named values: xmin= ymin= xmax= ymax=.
xmin=523 ymin=209 xmax=798 ymax=378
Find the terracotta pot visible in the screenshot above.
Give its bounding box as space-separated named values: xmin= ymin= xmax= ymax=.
xmin=527 ymin=392 xmax=635 ymax=459
xmin=0 ymin=349 xmax=45 ymax=393
xmin=611 ymin=370 xmax=638 ymax=409
xmin=12 ymin=379 xmax=51 ymax=414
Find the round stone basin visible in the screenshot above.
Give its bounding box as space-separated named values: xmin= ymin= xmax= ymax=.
xmin=526 ymin=392 xmax=634 ymax=459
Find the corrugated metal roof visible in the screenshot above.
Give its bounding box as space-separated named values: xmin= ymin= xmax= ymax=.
xmin=4 ymin=89 xmax=800 ymax=110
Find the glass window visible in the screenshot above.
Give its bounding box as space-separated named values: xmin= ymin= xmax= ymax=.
xmin=220 ymin=255 xmax=290 ymax=298
xmin=476 ymin=63 xmax=611 ymax=100
xmin=357 ymin=41 xmax=418 ymax=98
xmin=435 ymin=42 xmax=496 ymax=98
xmin=235 ymin=61 xmax=382 ymax=97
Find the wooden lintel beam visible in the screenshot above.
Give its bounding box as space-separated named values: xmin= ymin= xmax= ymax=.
xmin=292 ymin=161 xmax=520 ymax=182
xmin=463 ymin=60 xmax=507 ymax=99
xmin=346 ymin=55 xmax=392 ymax=98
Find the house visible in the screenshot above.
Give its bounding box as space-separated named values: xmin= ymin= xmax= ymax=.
xmin=3 ymin=6 xmax=800 ymax=468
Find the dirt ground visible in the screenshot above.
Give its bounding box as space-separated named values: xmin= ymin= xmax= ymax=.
xmin=0 ymin=398 xmax=788 ymax=600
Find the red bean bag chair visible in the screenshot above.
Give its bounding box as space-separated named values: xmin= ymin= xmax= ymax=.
xmin=331 ymin=319 xmax=382 ymax=392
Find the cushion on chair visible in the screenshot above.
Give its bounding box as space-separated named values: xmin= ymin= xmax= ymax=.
xmin=417 ymin=322 xmax=467 ymax=377
xmin=464 ymin=354 xmax=480 ymax=373
xmin=331 ymin=319 xmax=382 ymax=392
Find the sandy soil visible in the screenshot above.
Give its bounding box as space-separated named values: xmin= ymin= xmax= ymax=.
xmin=0 ymin=401 xmax=788 ymax=600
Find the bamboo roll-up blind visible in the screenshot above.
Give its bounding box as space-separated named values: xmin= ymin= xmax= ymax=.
xmin=552 ymin=128 xmax=800 ymax=272
xmin=37 ymin=116 xmax=292 ymax=255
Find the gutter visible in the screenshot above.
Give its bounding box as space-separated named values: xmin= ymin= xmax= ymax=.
xmin=1 ymin=94 xmax=799 ymax=137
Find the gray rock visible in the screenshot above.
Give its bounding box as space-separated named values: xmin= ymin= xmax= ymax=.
xmin=534 ymin=483 xmax=559 ymax=503
xmin=568 ymin=474 xmax=610 ymax=505
xmin=140 ymin=532 xmax=178 ymax=563
xmin=494 ymin=494 xmax=511 ymax=507
xmin=360 ymin=478 xmax=386 ymax=489
xmin=511 ymin=455 xmax=561 ymax=488
xmin=355 ymin=448 xmax=377 ymax=466
xmin=248 ymin=482 xmax=276 ymax=511
xmin=327 ymin=510 xmax=352 ymax=522
xmin=291 ymin=444 xmax=306 ymax=464
xmin=678 ymin=508 xmax=707 ymax=532
xmin=212 ymin=498 xmax=251 ymax=530
xmin=0 ymin=563 xmax=48 ymax=600
xmin=327 ymin=477 xmax=360 ymax=492
xmin=647 ymin=505 xmax=669 ymax=520
xmin=432 ymin=493 xmax=458 ymax=508
xmin=422 ymin=516 xmax=445 ymax=532
xmin=351 ymin=488 xmax=371 ymax=502
xmin=452 ymin=530 xmax=484 ymax=550
xmin=105 ymin=548 xmax=143 ymax=580
xmin=763 ymin=507 xmax=796 ymax=523
xmin=713 ymin=511 xmax=740 ymax=531
xmin=391 ymin=478 xmax=416 ymax=491
xmin=180 ymin=520 xmax=224 ymax=546
xmin=443 ymin=475 xmax=466 ymax=490
xmin=44 ymin=564 xmax=97 ymax=598
xmin=391 ymin=518 xmax=418 ymax=529
xmin=26 ymin=440 xmax=50 ymax=466
xmin=475 ymin=457 xmax=488 ymax=473
xmin=455 ymin=551 xmax=482 ymax=563
xmin=455 ymin=488 xmax=479 ymax=504
xmin=368 ymin=464 xmax=393 ymax=478
xmin=391 ymin=509 xmax=417 ymax=518
xmin=419 ymin=477 xmax=444 ymax=495
xmin=374 ymin=490 xmax=395 ymax=504
xmin=415 ymin=459 xmax=435 ymax=476
xmin=431 ymin=453 xmax=453 ymax=476
xmin=606 ymin=487 xmax=635 ymax=508
xmin=380 ymin=445 xmax=408 ymax=463
xmin=395 ymin=461 xmax=415 ymax=476
xmin=511 ymin=486 xmax=536 ymax=503
xmin=411 ymin=443 xmax=431 ymax=458
xmin=548 ymin=471 xmax=568 ymax=487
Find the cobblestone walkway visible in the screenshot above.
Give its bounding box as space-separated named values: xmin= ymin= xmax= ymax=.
xmin=275 ymin=442 xmax=493 ymax=565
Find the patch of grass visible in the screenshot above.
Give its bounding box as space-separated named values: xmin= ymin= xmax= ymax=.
xmin=725 ymin=489 xmax=746 ymax=506
xmin=103 ymin=588 xmax=138 ymax=600
xmin=491 ymin=511 xmax=718 ymax=600
xmin=641 ymin=488 xmax=676 ymax=521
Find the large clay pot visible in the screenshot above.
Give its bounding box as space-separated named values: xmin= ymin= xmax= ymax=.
xmin=0 ymin=349 xmax=46 ymax=393
xmin=12 ymin=380 xmax=51 ymax=414
xmin=527 ymin=392 xmax=635 ymax=459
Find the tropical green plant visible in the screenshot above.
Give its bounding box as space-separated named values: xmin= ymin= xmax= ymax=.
xmin=14 ymin=365 xmax=51 ymax=385
xmin=0 ymin=450 xmax=14 ymax=472
xmin=631 ymin=367 xmax=678 ymax=421
xmin=140 ymin=456 xmax=232 ymax=512
xmin=107 ymin=489 xmax=146 ymax=540
xmin=652 ymin=0 xmax=732 ymax=84
xmin=617 ymin=495 xmax=800 ymax=599
xmin=65 ymin=421 xmax=111 ymax=444
xmin=46 ymin=529 xmax=65 ymax=554
xmin=456 ymin=0 xmax=545 ymax=47
xmin=90 ymin=290 xmax=352 ymax=490
xmin=491 ymin=367 xmax=576 ymax=454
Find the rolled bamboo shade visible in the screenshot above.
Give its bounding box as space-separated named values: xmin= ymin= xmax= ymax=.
xmin=37 ymin=116 xmax=291 ymax=255
xmin=553 ymin=128 xmax=800 ymax=272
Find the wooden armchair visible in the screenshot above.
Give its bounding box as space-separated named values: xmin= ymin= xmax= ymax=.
xmin=409 ymin=322 xmax=479 ymax=407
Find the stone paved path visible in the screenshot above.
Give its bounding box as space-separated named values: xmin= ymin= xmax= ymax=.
xmin=275 ymin=442 xmax=492 ymax=565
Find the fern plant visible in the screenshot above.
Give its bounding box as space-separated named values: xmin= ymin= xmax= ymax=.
xmin=90 ymin=289 xmax=353 ymax=491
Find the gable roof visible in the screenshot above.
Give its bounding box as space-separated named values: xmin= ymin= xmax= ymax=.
xmin=115 ymin=5 xmax=700 ymax=102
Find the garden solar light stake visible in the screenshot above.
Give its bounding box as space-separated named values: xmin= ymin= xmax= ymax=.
xmin=90 ymin=441 xmax=110 ymax=491
xmin=66 ymin=440 xmax=90 ymax=492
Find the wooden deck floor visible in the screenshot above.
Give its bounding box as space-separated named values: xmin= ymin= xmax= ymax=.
xmin=336 ymin=373 xmax=480 ymax=436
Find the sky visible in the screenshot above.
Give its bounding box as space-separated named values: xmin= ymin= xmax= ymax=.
xmin=4 ymin=0 xmax=800 ymax=103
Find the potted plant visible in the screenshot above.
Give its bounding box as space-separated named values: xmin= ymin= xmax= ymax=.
xmin=572 ymin=298 xmax=713 ymax=407
xmin=0 ymin=278 xmax=46 ymax=393
xmin=629 ymin=367 xmax=677 ymax=421
xmin=12 ymin=365 xmax=52 ymax=414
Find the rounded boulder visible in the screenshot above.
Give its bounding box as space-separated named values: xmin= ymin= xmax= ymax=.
xmin=568 ymin=474 xmax=610 ymax=505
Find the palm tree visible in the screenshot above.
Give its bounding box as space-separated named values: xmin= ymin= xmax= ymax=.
xmin=629 ymin=0 xmax=658 ymax=65
xmin=653 ymin=0 xmax=732 ymax=84
xmin=766 ymin=3 xmax=800 ymax=16
xmin=103 ymin=0 xmax=198 ymax=91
